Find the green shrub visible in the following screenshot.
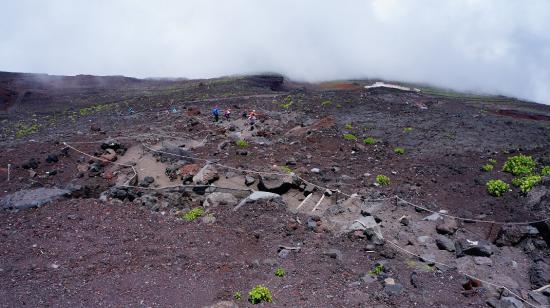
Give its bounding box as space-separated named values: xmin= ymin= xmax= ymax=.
xmin=488 ymin=159 xmax=497 ymax=165
xmin=280 ymin=165 xmax=293 ymax=174
xmin=15 ymin=122 xmax=41 ymax=138
xmin=344 ymin=123 xmax=353 ymax=130
xmin=321 ymin=100 xmax=332 ymax=106
xmin=542 ymin=166 xmax=550 ymax=176
xmin=502 ymin=155 xmax=536 ymax=176
xmin=481 ymin=164 xmax=494 ymax=172
xmin=376 ymin=175 xmax=390 ymax=186
xmin=274 ymin=268 xmax=285 ymax=277
xmin=363 ymin=137 xmax=376 ymax=145
xmin=336 ymin=103 xmax=342 ymax=108
xmin=343 ymin=133 xmax=357 ymax=141
xmin=394 ymin=147 xmax=405 ymax=155
xmin=280 ymin=101 xmax=293 ymax=109
xmin=234 ymin=292 xmax=242 ymax=300
xmin=403 ymin=127 xmax=413 ymax=133
xmin=248 ymin=285 xmax=272 ymax=304
xmin=369 ymin=264 xmax=384 ymax=276
xmin=235 ymin=139 xmax=248 ymax=148
xmin=512 ymin=175 xmax=541 ymax=194
xmin=486 ymin=180 xmax=510 ymax=197
xmin=183 ymin=207 xmax=204 ymax=221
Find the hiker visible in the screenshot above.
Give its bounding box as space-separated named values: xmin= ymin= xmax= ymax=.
xmin=248 ymin=109 xmax=257 ymax=130
xmin=128 ymin=107 xmax=135 ymax=114
xmin=224 ymin=108 xmax=231 ymax=121
xmin=212 ymin=106 xmax=220 ymax=122
xmin=242 ymin=111 xmax=248 ymax=119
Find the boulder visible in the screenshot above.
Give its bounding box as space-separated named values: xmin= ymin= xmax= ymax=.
xmin=528 ymin=291 xmax=549 ymax=306
xmin=349 ymin=216 xmax=384 ymax=245
xmin=244 ymin=175 xmax=256 ymax=186
xmin=361 ymin=201 xmax=384 ymax=216
xmin=499 ymin=297 xmax=525 ymax=308
xmin=258 ymin=174 xmax=293 ymax=194
xmin=423 ymin=213 xmax=443 ymax=221
xmin=100 ymin=139 xmax=125 ymax=151
xmin=436 ymin=219 xmax=458 ymax=235
xmin=46 ymin=154 xmax=59 ymax=163
xmin=532 ymin=221 xmax=550 ymax=247
xmin=100 ymin=148 xmax=117 ymax=162
xmin=473 ymin=257 xmax=492 ymax=266
xmin=455 ymin=239 xmax=493 ymax=257
xmin=203 ymin=192 xmax=238 ymax=207
xmin=1 ymin=188 xmax=71 ymax=210
xmin=193 ymin=164 xmax=219 ymax=185
xmin=176 ymin=163 xmax=200 ymax=182
xmin=233 ymin=191 xmax=284 ymax=211
xmin=529 ymin=261 xmax=550 ymax=289
xmin=22 ymin=158 xmax=39 ymax=169
xmin=419 ymin=254 xmax=436 ymax=266
xmin=495 ymin=225 xmax=539 ymax=247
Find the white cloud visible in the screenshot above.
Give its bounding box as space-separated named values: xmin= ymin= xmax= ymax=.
xmin=1 ymin=0 xmax=549 ymax=104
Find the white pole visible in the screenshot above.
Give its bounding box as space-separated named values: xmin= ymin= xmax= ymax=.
xmin=7 ymin=163 xmax=11 ymax=182
xmin=312 ymin=194 xmax=325 ymax=212
xmin=296 ymin=192 xmax=313 ymax=210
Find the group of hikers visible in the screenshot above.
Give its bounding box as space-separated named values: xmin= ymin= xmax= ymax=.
xmin=212 ymin=105 xmax=257 ymax=129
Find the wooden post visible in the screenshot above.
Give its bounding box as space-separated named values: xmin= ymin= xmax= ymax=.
xmin=312 ymin=194 xmax=325 ymax=212
xmin=297 ymin=192 xmax=313 ymax=210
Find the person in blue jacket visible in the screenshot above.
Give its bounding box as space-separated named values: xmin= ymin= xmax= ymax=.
xmin=212 ymin=106 xmax=220 ymax=122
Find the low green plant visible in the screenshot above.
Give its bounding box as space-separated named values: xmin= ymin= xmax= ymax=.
xmin=234 ymin=292 xmax=242 ymax=300
xmin=486 ymin=179 xmax=510 ymax=197
xmin=369 ymin=264 xmax=384 ymax=276
xmin=343 ymin=133 xmax=357 ymax=141
xmin=488 ymin=159 xmax=497 ymax=165
xmin=512 ymin=175 xmax=541 ymax=194
xmin=336 ymin=103 xmax=342 ymax=108
xmin=274 ymin=268 xmax=285 ymax=277
xmin=541 ymin=166 xmax=550 ymax=176
xmin=403 ymin=127 xmax=413 ymax=133
xmin=183 ymin=207 xmax=204 ymax=221
xmin=79 ymin=104 xmax=111 ymax=116
xmin=394 ymin=147 xmax=405 ymax=155
xmin=280 ymin=165 xmax=293 ymax=174
xmin=376 ymin=175 xmax=390 ymax=186
xmin=481 ymin=164 xmax=494 ymax=172
xmin=344 ymin=123 xmax=353 ymax=130
xmin=321 ymin=100 xmax=332 ymax=106
xmin=502 ymin=155 xmax=536 ymax=176
xmin=363 ymin=137 xmax=376 ymax=145
xmin=248 ymin=285 xmax=272 ymax=304
xmin=280 ymin=101 xmax=293 ymax=109
xmin=235 ymin=139 xmax=249 ymax=148
xmin=15 ymin=122 xmax=41 ymax=138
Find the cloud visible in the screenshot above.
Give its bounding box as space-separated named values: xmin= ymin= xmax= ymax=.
xmin=1 ymin=0 xmax=549 ymax=104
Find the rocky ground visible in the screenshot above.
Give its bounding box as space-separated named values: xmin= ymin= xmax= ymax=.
xmin=1 ymin=72 xmax=550 ymax=307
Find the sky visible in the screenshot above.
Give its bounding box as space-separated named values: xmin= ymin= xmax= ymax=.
xmin=1 ymin=0 xmax=550 ymax=104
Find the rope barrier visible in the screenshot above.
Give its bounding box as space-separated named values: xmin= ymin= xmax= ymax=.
xmin=394 ymin=196 xmax=550 ymax=225
xmin=63 ymin=142 xmax=138 ymax=187
xmin=61 ymin=139 xmax=548 ymax=307
xmin=63 ymin=138 xmax=550 ymax=226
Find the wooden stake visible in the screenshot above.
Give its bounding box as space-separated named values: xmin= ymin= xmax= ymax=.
xmin=297 ymin=192 xmax=313 ymax=210
xmin=312 ymin=194 xmax=325 ymax=212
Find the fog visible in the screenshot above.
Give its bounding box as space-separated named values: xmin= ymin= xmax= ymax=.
xmin=1 ymin=0 xmax=549 ymax=104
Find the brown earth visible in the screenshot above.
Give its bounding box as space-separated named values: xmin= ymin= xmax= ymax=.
xmin=1 ymin=72 xmax=550 ymax=307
